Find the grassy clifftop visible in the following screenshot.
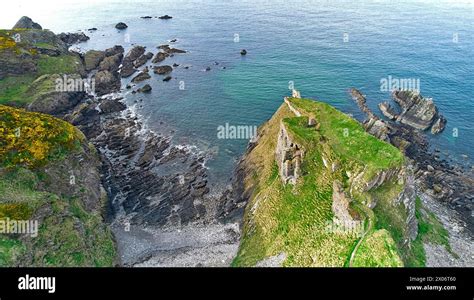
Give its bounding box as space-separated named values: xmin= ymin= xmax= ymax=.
xmin=0 ymin=29 xmax=84 ymax=106
xmin=0 ymin=105 xmax=116 ymax=266
xmin=233 ymin=97 xmax=415 ymax=267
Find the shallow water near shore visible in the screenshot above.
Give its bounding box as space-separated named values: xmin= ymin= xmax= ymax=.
xmin=5 ymin=0 xmax=474 ymax=186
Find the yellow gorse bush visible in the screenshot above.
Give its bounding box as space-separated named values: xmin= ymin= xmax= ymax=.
xmin=0 ymin=36 xmax=17 ymax=50
xmin=0 ymin=105 xmax=79 ymax=168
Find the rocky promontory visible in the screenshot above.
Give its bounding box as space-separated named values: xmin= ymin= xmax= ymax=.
xmin=388 ymin=90 xmax=446 ymax=134
xmin=350 ymin=88 xmax=473 ymax=239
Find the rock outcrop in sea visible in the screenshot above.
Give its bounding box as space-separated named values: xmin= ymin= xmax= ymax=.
xmin=349 ymin=88 xmax=473 ymax=240
xmin=390 ymin=90 xmax=446 ymax=134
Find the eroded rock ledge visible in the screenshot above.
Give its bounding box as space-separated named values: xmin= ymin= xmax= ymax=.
xmin=350 ymin=88 xmax=473 ymax=234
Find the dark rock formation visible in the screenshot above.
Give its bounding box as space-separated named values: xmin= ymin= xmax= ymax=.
xmin=115 ymin=22 xmax=128 ymax=30
xmin=125 ymin=45 xmax=146 ymax=62
xmin=26 ymin=74 xmax=85 ymax=116
xmin=99 ymin=52 xmax=123 ymax=73
xmin=98 ymin=98 xmax=127 ymax=114
xmin=167 ymin=47 xmax=186 ymax=54
xmin=133 ymin=52 xmax=153 ymax=68
xmin=105 ymin=45 xmax=124 ymax=57
xmin=65 ymin=94 xmax=211 ymax=228
xmin=84 ymin=50 xmax=106 ymax=71
xmin=119 ymin=46 xmax=147 ymax=77
xmin=94 ymin=70 xmax=121 ymax=96
xmin=431 ymin=116 xmax=447 ymax=134
xmin=351 ymin=88 xmax=473 ymax=233
xmin=159 ymin=15 xmax=173 ymax=20
xmin=12 ymin=16 xmax=42 ymax=30
xmin=120 ymin=60 xmax=136 ymax=78
xmin=153 ymin=65 xmax=173 ymax=75
xmin=57 ymin=32 xmax=90 ymax=45
xmin=392 ymin=90 xmax=446 ymax=133
xmin=378 ymin=101 xmax=398 ymax=120
xmin=163 ymin=76 xmax=172 ymax=82
xmin=349 ymin=88 xmax=376 ymax=119
xmin=131 ymin=71 xmax=151 ymax=83
xmin=152 ymin=52 xmax=169 ymax=63
xmin=137 ymin=84 xmax=152 ymax=93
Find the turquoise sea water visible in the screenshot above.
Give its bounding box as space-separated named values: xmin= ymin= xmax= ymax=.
xmin=4 ymin=0 xmax=474 ymax=185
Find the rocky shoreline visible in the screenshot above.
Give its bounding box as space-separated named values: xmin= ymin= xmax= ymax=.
xmin=349 ymin=88 xmax=473 ymax=235
xmin=1 ymin=16 xmax=241 ymax=266
xmin=62 ymin=44 xmax=240 ymax=266
xmin=2 ymin=15 xmax=471 ymax=267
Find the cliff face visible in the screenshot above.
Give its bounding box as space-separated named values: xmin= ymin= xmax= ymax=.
xmin=231 ymin=95 xmax=419 ymax=267
xmin=0 ymin=105 xmax=116 ymax=266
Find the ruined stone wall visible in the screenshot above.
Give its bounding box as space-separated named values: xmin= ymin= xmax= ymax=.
xmin=276 ymin=121 xmax=303 ymax=185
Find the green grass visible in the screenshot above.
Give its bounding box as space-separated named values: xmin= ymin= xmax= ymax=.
xmin=352 ymin=229 xmax=403 ymax=267
xmin=0 ymin=108 xmax=116 ymax=267
xmin=406 ymin=197 xmax=454 ymax=267
xmin=0 ymin=75 xmax=36 ymax=106
xmin=0 ymin=237 xmax=26 ymax=266
xmin=37 ymin=55 xmax=82 ymax=75
xmin=287 ymin=98 xmax=404 ymax=175
xmin=375 ymin=194 xmax=453 ymax=267
xmin=0 ymin=167 xmax=116 ymax=267
xmin=0 ymin=29 xmax=83 ymax=106
xmin=233 ymin=98 xmax=407 ymax=267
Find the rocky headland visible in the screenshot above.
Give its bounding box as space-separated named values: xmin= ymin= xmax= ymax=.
xmin=0 ymin=17 xmax=239 ymax=267
xmin=0 ymin=16 xmax=471 ymax=268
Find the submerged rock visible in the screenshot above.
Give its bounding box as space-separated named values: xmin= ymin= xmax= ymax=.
xmin=137 ymin=84 xmax=152 ymax=93
xmin=115 ymin=22 xmax=128 ymax=30
xmin=431 ymin=116 xmax=447 ymax=134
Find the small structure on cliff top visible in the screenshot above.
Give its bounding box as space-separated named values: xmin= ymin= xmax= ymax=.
xmin=292 ymin=89 xmax=301 ymax=98
xmin=276 ymin=122 xmax=304 ymax=185
xmin=308 ymin=117 xmax=317 ymax=127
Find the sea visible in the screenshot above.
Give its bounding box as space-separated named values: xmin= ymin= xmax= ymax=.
xmin=3 ymin=0 xmax=473 ymax=187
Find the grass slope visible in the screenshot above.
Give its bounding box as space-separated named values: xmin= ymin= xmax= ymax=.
xmin=0 ymin=106 xmax=116 ymax=266
xmin=234 ymin=98 xmax=409 ymax=267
